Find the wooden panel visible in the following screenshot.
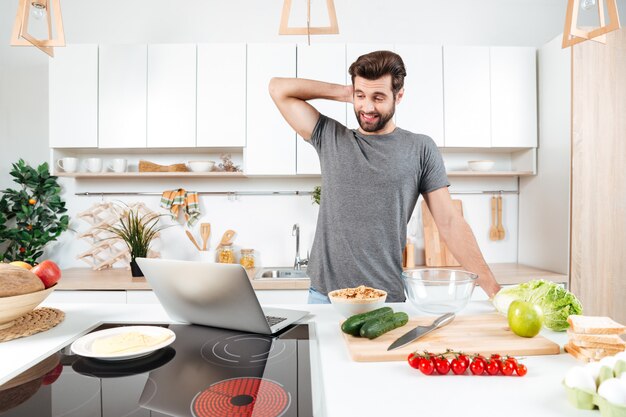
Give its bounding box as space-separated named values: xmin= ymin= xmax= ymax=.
xmin=422 ymin=200 xmax=463 ymax=267
xmin=342 ymin=313 xmax=560 ymax=362
xmin=197 ymin=43 xmax=246 ymax=147
xmin=571 ymin=30 xmax=626 ymax=323
xmin=99 ymin=44 xmax=147 ymax=149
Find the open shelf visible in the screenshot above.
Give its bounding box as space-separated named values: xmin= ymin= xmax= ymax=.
xmin=55 ymin=171 xmax=247 ymax=179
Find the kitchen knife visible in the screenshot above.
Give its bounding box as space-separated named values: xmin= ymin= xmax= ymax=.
xmin=387 ymin=312 xmax=455 ymax=351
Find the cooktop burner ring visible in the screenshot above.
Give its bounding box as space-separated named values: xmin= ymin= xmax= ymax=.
xmin=201 ymin=334 xmax=290 ymax=368
xmin=191 ymin=377 xmax=291 ymax=417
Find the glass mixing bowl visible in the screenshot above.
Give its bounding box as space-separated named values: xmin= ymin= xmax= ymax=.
xmin=401 ymin=269 xmax=478 ymax=314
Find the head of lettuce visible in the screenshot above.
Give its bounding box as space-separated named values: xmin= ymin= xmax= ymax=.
xmin=493 ymin=280 xmax=583 ymax=331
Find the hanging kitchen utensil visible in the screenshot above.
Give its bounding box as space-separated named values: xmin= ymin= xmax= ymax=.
xmin=185 ymin=230 xmax=202 ymax=251
xmin=216 ymin=230 xmax=236 ymax=250
xmin=497 ymin=195 xmax=506 ymax=240
xmin=489 ymin=196 xmax=499 ymax=241
xmin=422 ymin=200 xmax=463 ymax=267
xmin=200 ymin=223 xmax=211 ymax=251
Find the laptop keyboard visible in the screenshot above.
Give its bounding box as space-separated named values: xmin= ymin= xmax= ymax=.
xmin=265 ymin=315 xmax=287 ymax=327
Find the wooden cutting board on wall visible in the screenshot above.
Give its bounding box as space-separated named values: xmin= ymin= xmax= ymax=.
xmin=422 ymin=200 xmax=463 ymax=267
xmin=342 ymin=314 xmax=561 ymax=362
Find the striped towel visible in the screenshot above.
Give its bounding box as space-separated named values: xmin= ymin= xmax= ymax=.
xmin=160 ymin=189 xmax=200 ymax=227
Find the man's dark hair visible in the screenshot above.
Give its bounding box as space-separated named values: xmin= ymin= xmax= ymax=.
xmin=348 ymin=50 xmax=407 ymax=96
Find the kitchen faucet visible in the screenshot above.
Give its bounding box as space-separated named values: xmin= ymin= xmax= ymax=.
xmin=292 ymin=223 xmax=309 ymax=270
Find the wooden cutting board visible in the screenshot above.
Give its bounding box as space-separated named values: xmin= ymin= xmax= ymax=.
xmin=342 ymin=313 xmax=561 ymax=362
xmin=422 ymin=200 xmax=463 ymax=267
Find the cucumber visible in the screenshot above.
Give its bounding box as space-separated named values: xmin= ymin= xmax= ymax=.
xmin=359 ymin=312 xmax=409 ymax=339
xmin=341 ymin=307 xmax=393 ymax=336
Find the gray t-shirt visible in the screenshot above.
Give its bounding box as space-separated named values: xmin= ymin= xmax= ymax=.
xmin=306 ymin=114 xmax=449 ymax=302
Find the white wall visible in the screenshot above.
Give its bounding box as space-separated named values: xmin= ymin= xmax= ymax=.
xmin=0 ymin=0 xmax=596 ymax=269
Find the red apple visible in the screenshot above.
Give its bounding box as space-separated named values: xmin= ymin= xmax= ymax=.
xmin=42 ymin=363 xmax=63 ymax=385
xmin=31 ymin=260 xmax=62 ymax=288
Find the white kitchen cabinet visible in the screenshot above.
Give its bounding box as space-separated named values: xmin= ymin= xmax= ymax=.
xmin=443 ymin=46 xmax=491 ymax=147
xmin=346 ymin=43 xmax=395 ymax=129
xmin=49 ymin=45 xmax=98 ymax=148
xmin=296 ymin=43 xmax=346 ymax=175
xmin=197 ymin=43 xmax=246 ymax=147
xmin=99 ymin=44 xmax=147 ymax=149
xmin=147 ymin=44 xmax=196 ymax=148
xmin=245 ymin=43 xmax=297 ymax=175
xmin=394 ymin=45 xmax=445 ymax=146
xmin=490 ymin=47 xmax=537 ymax=148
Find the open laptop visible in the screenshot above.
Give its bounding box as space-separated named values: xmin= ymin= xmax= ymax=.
xmin=136 ymin=258 xmax=309 ymax=335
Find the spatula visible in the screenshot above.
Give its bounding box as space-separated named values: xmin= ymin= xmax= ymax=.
xmin=489 ymin=196 xmax=499 ymax=241
xmin=185 ymin=230 xmax=202 ymax=251
xmin=497 ymin=196 xmax=506 ymax=240
xmin=200 ymin=223 xmax=211 ymax=251
xmin=216 ymin=230 xmax=236 ymax=250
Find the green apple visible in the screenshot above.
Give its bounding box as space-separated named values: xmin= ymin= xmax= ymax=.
xmin=508 ymin=300 xmax=543 ymax=338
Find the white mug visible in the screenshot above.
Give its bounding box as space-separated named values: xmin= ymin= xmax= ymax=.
xmin=56 ymin=157 xmax=78 ymax=173
xmin=108 ymin=158 xmax=127 ymax=173
xmin=85 ymin=158 xmax=103 ymax=173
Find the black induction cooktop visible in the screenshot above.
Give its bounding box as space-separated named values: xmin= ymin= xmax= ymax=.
xmin=0 ymin=323 xmax=315 ymax=417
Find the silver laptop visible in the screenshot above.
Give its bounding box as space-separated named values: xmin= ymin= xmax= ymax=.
xmin=136 ymin=258 xmax=309 ymax=335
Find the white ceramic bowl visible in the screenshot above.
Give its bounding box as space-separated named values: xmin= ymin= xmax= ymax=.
xmin=328 ymin=288 xmax=387 ymax=318
xmin=402 ymin=269 xmax=477 ymax=314
xmin=187 ymin=161 xmax=215 ymax=172
xmin=467 ymin=160 xmax=495 ymax=172
xmin=0 ymin=285 xmax=56 ymax=330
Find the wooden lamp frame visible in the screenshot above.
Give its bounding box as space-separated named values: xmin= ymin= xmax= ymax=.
xmin=279 ymin=0 xmax=339 ymax=44
xmin=562 ymin=0 xmax=621 ymax=48
xmin=10 ymin=0 xmax=65 ymax=57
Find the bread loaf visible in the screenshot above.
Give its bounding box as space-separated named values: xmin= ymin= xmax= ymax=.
xmin=0 ymin=264 xmax=44 ymax=297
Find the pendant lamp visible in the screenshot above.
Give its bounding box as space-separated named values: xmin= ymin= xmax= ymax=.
xmin=562 ymin=0 xmax=621 ymax=48
xmin=10 ymin=0 xmax=65 ymax=57
xmin=279 ymin=0 xmax=339 ymax=45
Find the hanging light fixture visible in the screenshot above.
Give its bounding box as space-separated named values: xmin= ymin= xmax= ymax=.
xmin=562 ymin=0 xmax=621 ymax=48
xmin=10 ymin=0 xmax=65 ymax=57
xmin=279 ymin=0 xmax=339 ymax=45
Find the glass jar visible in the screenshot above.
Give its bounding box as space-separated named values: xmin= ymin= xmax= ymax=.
xmin=239 ymin=249 xmax=255 ymax=269
xmin=217 ymin=244 xmax=235 ymax=264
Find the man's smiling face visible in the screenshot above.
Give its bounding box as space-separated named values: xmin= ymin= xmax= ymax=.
xmin=352 ymin=74 xmax=403 ymax=134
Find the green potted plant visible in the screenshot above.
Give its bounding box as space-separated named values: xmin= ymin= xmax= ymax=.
xmin=0 ymin=159 xmax=69 ymax=264
xmin=102 ymin=205 xmax=166 ymax=277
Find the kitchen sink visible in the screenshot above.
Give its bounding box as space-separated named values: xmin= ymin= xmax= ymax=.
xmin=258 ymin=269 xmax=309 ymax=279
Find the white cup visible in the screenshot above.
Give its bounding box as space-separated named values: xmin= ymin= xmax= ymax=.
xmin=85 ymin=158 xmax=103 ymax=173
xmin=56 ymin=157 xmax=78 ymax=173
xmin=108 ymin=158 xmax=127 ymax=173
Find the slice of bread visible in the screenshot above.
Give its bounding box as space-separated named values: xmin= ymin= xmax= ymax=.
xmin=567 ymin=330 xmax=626 ymax=346
xmin=564 ymin=341 xmax=617 ymax=362
xmin=570 ymin=339 xmax=625 ymax=353
xmin=567 ymin=315 xmax=626 ymax=335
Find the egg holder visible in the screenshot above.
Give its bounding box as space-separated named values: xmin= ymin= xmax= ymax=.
xmin=564 ymin=361 xmax=626 ymax=417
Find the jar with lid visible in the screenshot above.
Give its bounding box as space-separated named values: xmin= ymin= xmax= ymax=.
xmin=239 ymin=249 xmax=255 ymax=269
xmin=217 ymin=244 xmax=235 ymax=264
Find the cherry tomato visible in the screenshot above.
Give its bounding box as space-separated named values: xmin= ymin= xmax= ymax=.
xmin=457 ymin=354 xmax=470 ymax=368
xmin=434 ymin=358 xmax=451 ymax=375
xmin=469 ymin=359 xmax=485 ymax=375
xmin=419 ymin=358 xmax=435 ymax=375
xmin=485 ymin=360 xmax=499 ymax=375
xmin=408 ymin=354 xmax=421 ymax=369
xmin=501 ymin=360 xmax=516 ymax=376
xmin=516 ymin=364 xmax=528 ymax=377
xmin=450 ymin=359 xmax=465 ymax=375
xmin=505 ymin=357 xmax=518 ymax=367
xmin=492 ymin=359 xmax=503 ymax=373
xmin=490 ymin=354 xmax=501 ymax=361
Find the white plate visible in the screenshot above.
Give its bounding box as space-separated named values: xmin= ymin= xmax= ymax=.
xmin=71 ymin=326 xmax=176 ymax=361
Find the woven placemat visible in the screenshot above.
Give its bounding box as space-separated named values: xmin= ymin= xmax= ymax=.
xmin=0 ymin=308 xmax=65 ymax=342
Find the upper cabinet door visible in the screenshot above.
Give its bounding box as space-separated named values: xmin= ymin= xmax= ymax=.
xmin=197 ymin=44 xmax=246 ymax=147
xmin=99 ymin=45 xmax=147 ymax=149
xmin=147 ymin=44 xmax=196 ymax=148
xmin=345 ymin=44 xmax=395 ymax=129
xmin=490 ymin=47 xmax=537 ymax=148
xmin=49 ymin=45 xmax=98 ymax=148
xmin=394 ymin=45 xmax=444 ymax=147
xmin=443 ymin=46 xmax=491 ymax=147
xmin=296 ymin=43 xmax=346 ymax=175
xmin=245 ymin=44 xmax=296 ymax=175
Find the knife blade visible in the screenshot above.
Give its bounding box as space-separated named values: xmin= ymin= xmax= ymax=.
xmin=387 ymin=312 xmax=455 ymax=351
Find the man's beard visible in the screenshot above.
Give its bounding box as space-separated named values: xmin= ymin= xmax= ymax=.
xmin=354 ymin=103 xmax=395 ymax=133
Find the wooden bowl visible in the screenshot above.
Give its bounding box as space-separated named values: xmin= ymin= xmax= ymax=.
xmin=0 ymin=285 xmax=56 ymax=330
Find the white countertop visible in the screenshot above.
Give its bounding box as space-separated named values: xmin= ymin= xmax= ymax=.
xmin=0 ymin=300 xmax=594 ymax=417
